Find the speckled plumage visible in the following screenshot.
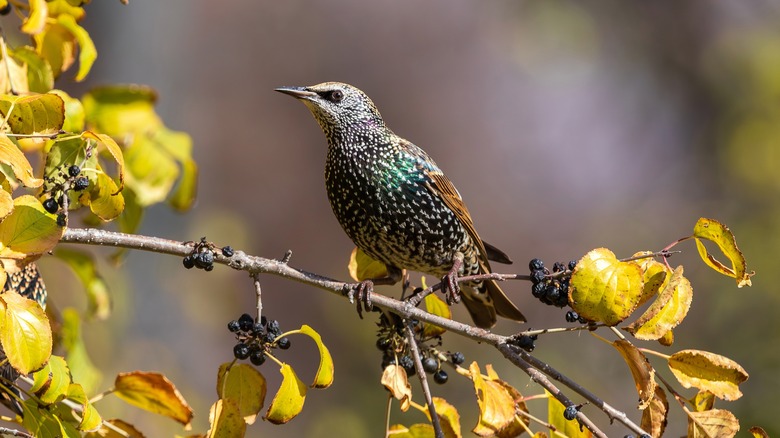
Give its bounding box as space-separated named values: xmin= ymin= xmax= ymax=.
xmin=277 ymin=82 xmax=525 ymax=328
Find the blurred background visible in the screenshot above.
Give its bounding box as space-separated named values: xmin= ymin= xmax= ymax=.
xmin=18 ymin=0 xmax=780 ymax=435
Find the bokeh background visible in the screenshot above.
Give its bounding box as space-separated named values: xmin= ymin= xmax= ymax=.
xmin=20 ymin=0 xmax=780 ymax=436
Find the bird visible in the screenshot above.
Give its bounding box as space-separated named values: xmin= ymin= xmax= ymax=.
xmin=276 ymin=82 xmax=525 ymax=328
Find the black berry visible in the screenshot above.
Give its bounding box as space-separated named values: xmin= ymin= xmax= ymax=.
xmin=563 ymin=405 xmax=578 ymax=420
xmin=238 ymin=313 xmax=254 ymax=332
xmin=68 ymin=165 xmax=81 ymax=177
xmin=565 ymin=311 xmax=579 ymax=323
xmin=450 ymin=352 xmax=465 ymax=365
xmin=182 ymin=256 xmax=194 ymax=269
xmin=227 ymin=320 xmax=240 ymax=332
xmin=43 ymin=198 xmax=58 ymax=214
xmin=531 ymin=282 xmax=546 ymax=298
xmin=276 ymin=337 xmax=291 ymax=350
xmin=194 ymin=251 xmax=214 ymax=269
xmin=433 ymin=370 xmax=448 ymax=384
xmin=514 ymin=335 xmax=535 ymax=352
xmin=422 ymin=357 xmax=438 ymax=374
xmin=56 ymin=213 xmax=66 ymax=227
xmin=376 ymin=337 xmax=391 ymax=351
xmin=252 ymin=322 xmax=265 ymax=335
xmin=399 ymin=356 xmax=415 ymax=375
xmin=74 ymin=177 xmax=89 ymax=191
xmin=529 ymin=258 xmax=544 ymax=271
xmin=568 ymin=260 xmax=577 ymax=271
xmin=250 ymin=350 xmax=266 ymax=366
xmin=204 ymin=264 xmax=214 ymax=272
xmin=222 ymin=246 xmax=234 ymax=257
xmin=553 ymin=262 xmax=565 ymax=273
xmin=267 ymin=320 xmax=281 ymax=336
xmin=233 ymin=343 xmax=250 ymax=360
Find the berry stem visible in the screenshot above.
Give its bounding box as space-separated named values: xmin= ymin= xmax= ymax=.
xmin=252 ymin=274 xmax=263 ymax=328
xmin=403 ymin=323 xmax=444 ymax=438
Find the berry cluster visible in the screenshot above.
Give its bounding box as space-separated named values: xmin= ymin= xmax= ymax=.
xmin=183 ymin=238 xmax=233 ymax=271
xmin=509 ymin=333 xmax=539 ymax=352
xmin=228 ymin=313 xmax=290 ymax=366
xmin=375 ymin=312 xmax=465 ymax=385
xmin=529 ymin=258 xmax=575 ymax=309
xmin=42 ymin=164 xmax=91 ymax=218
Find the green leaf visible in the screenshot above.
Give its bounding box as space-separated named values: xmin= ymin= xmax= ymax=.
xmin=298 ymin=324 xmax=334 ymax=389
xmin=0 ymin=135 xmax=44 ymax=188
xmin=159 ymin=130 xmax=197 ymax=211
xmin=56 ymin=14 xmax=96 ymax=82
xmin=60 ymin=307 xmax=102 ymax=394
xmin=10 ymin=46 xmax=55 ymax=93
xmin=0 ymin=195 xmax=63 ymax=259
xmin=216 ymin=363 xmax=266 ymax=425
xmin=56 ymin=250 xmax=111 ymax=320
xmin=693 ymin=218 xmax=753 ymax=287
xmin=22 ymin=398 xmax=81 ymax=438
xmin=0 ymin=93 xmax=65 ymax=135
xmin=264 ymin=363 xmax=306 ymax=424
xmin=123 ymin=134 xmax=179 ymax=207
xmin=82 ymin=85 xmax=160 ymax=135
xmin=0 ymin=290 xmax=52 ymax=374
xmin=569 ymin=248 xmax=644 ymax=326
xmin=207 ymin=399 xmax=246 ymax=438
xmin=114 ymin=371 xmax=193 ymax=427
xmin=31 ymin=355 xmax=71 ymax=404
xmin=348 ymin=247 xmax=388 ymax=282
xmin=67 ymin=382 xmax=102 ymax=431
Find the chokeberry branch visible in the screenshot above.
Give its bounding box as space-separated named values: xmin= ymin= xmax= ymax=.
xmin=59 ymin=227 xmax=648 ymax=435
xmin=403 ymin=323 xmax=443 ymax=438
xmin=0 ymin=427 xmax=33 ymax=438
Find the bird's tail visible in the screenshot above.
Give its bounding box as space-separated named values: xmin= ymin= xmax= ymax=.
xmin=461 ymin=280 xmax=526 ymax=329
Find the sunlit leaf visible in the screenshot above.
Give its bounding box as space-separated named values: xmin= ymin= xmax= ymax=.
xmin=31 ymin=355 xmax=70 ymax=405
xmin=668 ymin=350 xmax=748 ymax=401
xmin=56 ymin=14 xmax=96 ymax=81
xmin=33 ymin=23 xmax=76 ymax=78
xmin=547 ymin=393 xmax=592 ymax=438
xmin=81 ymin=168 xmax=124 ymax=220
xmin=82 ymin=131 xmax=124 ymax=193
xmin=688 ymin=409 xmax=739 ymax=438
xmin=0 ymin=93 xmax=65 ymax=134
xmin=381 ymin=364 xmax=411 ymax=412
xmin=67 ymin=382 xmax=102 ymax=431
xmin=569 ymin=248 xmax=644 ymax=325
xmin=422 ymin=293 xmax=450 ymax=338
xmin=641 ymin=386 xmax=668 ymax=438
xmin=265 ymin=363 xmax=307 ymax=424
xmin=298 ymin=324 xmax=334 ymax=389
xmin=50 ymin=89 xmax=85 ymax=132
xmin=60 ymin=307 xmax=102 ymax=394
xmin=22 ymin=398 xmax=80 ymax=438
xmin=469 ymin=362 xmax=525 ymax=437
xmin=114 ymin=371 xmax=193 ymax=427
xmin=0 ymin=186 xmax=12 ymax=220
xmin=632 ymin=251 xmax=670 ymax=307
xmin=691 ymin=390 xmax=715 ymax=412
xmin=387 ymin=424 xmax=436 ymax=438
xmin=428 ymin=397 xmax=462 ymax=438
xmin=348 ymin=247 xmax=388 ymax=282
xmin=0 ymin=290 xmax=52 ymax=374
xmin=611 ymin=339 xmax=655 ymax=409
xmin=56 ymin=250 xmax=110 ymax=320
xmin=216 ymin=363 xmax=266 ymax=425
xmin=10 ymin=46 xmax=54 ymax=93
xmin=207 ymin=399 xmax=246 ymax=438
xmin=0 ymin=195 xmax=62 ymax=259
xmin=625 ymin=266 xmax=692 ymax=340
xmin=83 ymin=419 xmax=146 ymax=438
xmin=123 ymin=134 xmax=178 ymax=206
xmin=82 ymin=85 xmax=160 ymax=135
xmin=21 ymin=0 xmax=48 ymax=35
xmin=154 ymin=127 xmax=196 ymax=211
xmin=0 ymin=136 xmax=44 ymax=188
xmin=693 ymin=218 xmax=753 ymax=287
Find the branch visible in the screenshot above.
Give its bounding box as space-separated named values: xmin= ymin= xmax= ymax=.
xmin=59 ymin=228 xmax=649 ymax=435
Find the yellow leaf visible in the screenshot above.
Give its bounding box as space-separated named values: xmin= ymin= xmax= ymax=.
xmin=381 ymin=364 xmax=412 ymax=412
xmin=82 ymin=168 xmax=125 ymax=220
xmin=0 ymin=93 xmax=65 ymax=134
xmin=207 ymin=399 xmax=246 ymax=438
xmin=34 ymin=23 xmax=76 ymax=78
xmin=0 ymin=290 xmax=52 ymax=374
xmin=82 ymin=131 xmax=124 ymax=193
xmin=468 ymin=362 xmax=525 ymax=437
xmin=83 ymin=419 xmax=145 ymax=438
xmin=67 ymin=382 xmax=102 ymax=431
xmin=632 ymin=251 xmax=670 ymax=307
xmin=691 ymin=390 xmax=715 ymax=412
xmin=569 ymin=248 xmax=644 ymax=325
xmin=348 ymin=247 xmax=389 ymax=282
xmin=216 ymin=363 xmax=266 ymax=425
xmin=298 ymin=324 xmax=334 ymax=389
xmin=611 ymin=339 xmax=656 ymax=409
xmin=668 ymin=350 xmax=748 ymax=401
xmin=640 ymin=386 xmax=668 ymax=438
xmin=387 ymin=424 xmax=436 ymax=437
xmin=21 ymin=0 xmax=48 ymax=35
xmin=10 ymin=46 xmax=54 ymax=94
xmin=693 ymin=218 xmax=754 ymax=287
xmin=56 ymin=14 xmax=96 ymax=82
xmin=0 ymin=195 xmax=62 ymax=259
xmin=114 ymin=371 xmax=193 ymax=427
xmin=265 ymin=363 xmax=307 ymax=424
xmin=49 ymin=89 xmax=84 ymax=132
xmin=31 ymin=355 xmax=70 ymax=404
xmin=0 ymin=186 xmax=12 ymax=219
xmin=547 ymin=393 xmax=592 ymax=438
xmin=0 ymin=136 xmax=44 ymax=188
xmin=22 ymin=398 xmax=80 ymax=437
xmin=687 ymin=409 xmax=739 ymax=438
xmin=0 ymin=54 xmax=30 ymax=95
xmin=749 ymin=426 xmax=770 ymax=438
xmin=422 ymin=293 xmax=450 ymax=338
xmin=82 ymin=85 xmax=160 ymax=135
xmin=428 ymin=397 xmax=462 ymax=438
xmin=624 ymin=266 xmax=692 ymax=340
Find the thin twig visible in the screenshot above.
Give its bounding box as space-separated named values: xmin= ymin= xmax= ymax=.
xmin=404 ymin=323 xmax=443 ymax=438
xmin=0 ymin=427 xmax=33 ymax=438
xmin=252 ymin=273 xmax=263 ymax=324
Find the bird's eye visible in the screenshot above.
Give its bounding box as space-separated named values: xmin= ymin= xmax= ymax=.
xmin=328 ymin=90 xmax=344 ymax=103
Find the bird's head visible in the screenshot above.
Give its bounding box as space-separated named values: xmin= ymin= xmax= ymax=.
xmin=276 ymin=82 xmax=386 ymax=141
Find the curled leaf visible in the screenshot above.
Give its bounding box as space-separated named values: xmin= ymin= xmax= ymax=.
xmin=693 ymin=218 xmax=753 ymax=287
xmin=298 ymin=324 xmax=334 ymax=389
xmin=641 ymin=386 xmax=668 ymax=438
xmin=31 ymin=355 xmax=70 ymax=405
xmin=381 ymin=364 xmax=411 ymax=412
xmin=668 ymin=350 xmax=748 ymax=401
xmin=0 ymin=136 xmax=43 ymax=188
xmin=265 ymin=363 xmax=307 ymax=424
xmin=625 ymin=266 xmax=692 ymax=341
xmin=468 ymin=362 xmax=526 ymax=437
xmin=612 ymin=339 xmax=656 ymax=409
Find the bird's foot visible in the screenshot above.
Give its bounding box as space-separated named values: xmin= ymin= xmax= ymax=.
xmin=348 ymin=280 xmax=374 ymax=319
xmin=441 ymin=256 xmax=464 ymax=305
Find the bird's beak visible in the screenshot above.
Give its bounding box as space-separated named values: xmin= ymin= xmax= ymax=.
xmin=275 ymin=86 xmax=318 ymax=100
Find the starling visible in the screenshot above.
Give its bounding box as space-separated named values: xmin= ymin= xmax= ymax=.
xmin=276 ymin=82 xmax=525 ymax=328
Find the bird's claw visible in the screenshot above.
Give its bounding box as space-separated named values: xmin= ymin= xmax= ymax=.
xmin=350 ymin=280 xmax=374 ymax=319
xmin=441 ymin=271 xmax=461 ymax=305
